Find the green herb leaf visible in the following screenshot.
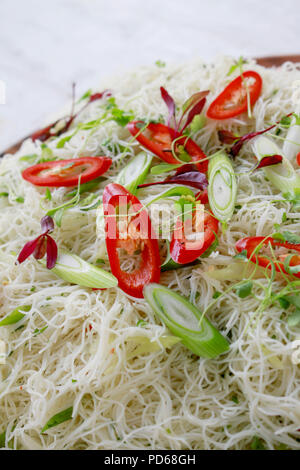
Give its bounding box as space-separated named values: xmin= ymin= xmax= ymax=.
xmin=33 ymin=326 xmax=48 ymax=336
xmin=56 ymin=134 xmax=73 ymax=149
xmin=155 ymin=60 xmax=166 ymax=67
xmin=235 ymin=281 xmax=253 ymax=298
xmin=66 ymin=177 xmax=105 ymax=198
xmin=278 ymin=297 xmax=290 ymax=309
xmin=233 ymin=250 xmax=248 ymax=260
xmin=15 ymin=196 xmax=24 ymax=203
xmin=41 ymin=406 xmax=73 ymax=433
xmin=189 ymin=114 xmax=206 ymax=133
xmin=77 ymin=89 xmax=92 ymax=103
xmin=281 ymin=231 xmax=300 ymax=245
xmin=19 ymin=154 xmax=38 ymax=162
xmin=0 ymin=305 xmax=31 ymax=326
xmin=227 ymin=57 xmax=247 ymax=76
xmin=250 ymin=436 xmax=266 ymax=450
xmin=0 ymin=192 xmax=9 ymax=197
xmin=45 ymin=188 xmax=52 ymax=201
xmin=151 ymin=163 xmax=181 ymax=175
xmin=136 ymin=320 xmax=148 ymax=327
xmin=212 ymin=291 xmax=222 ymax=299
xmin=280 ymin=115 xmax=292 ymax=127
xmin=287 ymin=308 xmax=300 ymax=327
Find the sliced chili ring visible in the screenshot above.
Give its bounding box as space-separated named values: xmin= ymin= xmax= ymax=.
xmin=103 ymin=183 xmax=161 ymax=298
xmin=207 ymin=71 xmax=262 ymax=120
xmin=170 ymin=206 xmax=219 ymax=264
xmin=235 ymin=236 xmax=300 ymax=278
xmin=22 ymin=156 xmax=112 ymax=187
xmin=127 ymin=121 xmax=208 ymax=172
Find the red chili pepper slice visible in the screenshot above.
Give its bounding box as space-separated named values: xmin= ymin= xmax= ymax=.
xmin=22 ymin=156 xmax=112 ymax=187
xmin=103 ymin=183 xmax=161 ymax=298
xmin=170 ymin=205 xmax=219 ymax=264
xmin=206 ymin=71 xmax=262 ymax=120
xmin=127 ymin=121 xmax=208 ymax=173
xmin=235 ymin=236 xmax=300 ymax=278
xmin=297 ymin=152 xmax=300 ymax=166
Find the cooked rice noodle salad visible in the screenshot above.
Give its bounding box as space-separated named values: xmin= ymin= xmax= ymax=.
xmin=0 ymin=56 xmax=300 ymax=450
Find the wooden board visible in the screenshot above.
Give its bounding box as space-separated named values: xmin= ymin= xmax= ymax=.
xmin=1 ymin=55 xmax=300 ymax=157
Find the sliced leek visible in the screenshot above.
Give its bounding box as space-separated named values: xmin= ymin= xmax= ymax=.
xmin=208 ymin=152 xmax=237 ymax=224
xmin=42 ymin=250 xmax=118 ymax=289
xmin=0 ymin=305 xmax=31 ymax=326
xmin=282 ymin=115 xmax=300 ymax=161
xmin=144 ymin=284 xmax=229 ymax=358
xmin=253 ymin=136 xmax=300 ymax=198
xmin=115 ymin=151 xmax=153 ymax=194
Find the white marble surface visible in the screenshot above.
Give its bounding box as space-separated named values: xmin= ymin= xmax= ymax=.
xmin=0 ymin=0 xmax=299 ymax=151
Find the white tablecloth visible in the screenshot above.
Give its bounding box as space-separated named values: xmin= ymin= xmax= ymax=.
xmin=0 ymin=0 xmax=299 ymax=150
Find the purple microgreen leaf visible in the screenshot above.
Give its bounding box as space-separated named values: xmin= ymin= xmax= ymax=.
xmin=33 ymin=236 xmax=47 ymax=260
xmin=160 ymin=87 xmax=176 ymax=129
xmin=138 ymin=171 xmax=208 ymax=191
xmin=180 ymin=97 xmax=207 ymax=133
xmin=230 ymin=112 xmax=293 ymax=157
xmin=179 ymin=91 xmax=209 ymax=131
xmin=45 ymin=235 xmax=58 ymax=269
xmin=41 ymin=215 xmax=54 ymax=234
xmin=89 ymin=90 xmax=111 ymax=103
xmin=17 ymin=235 xmax=43 ymax=264
xmin=166 ymin=171 xmax=208 ymax=190
xmin=253 ymin=154 xmax=283 ymax=170
xmin=218 ymin=130 xmax=238 ymax=145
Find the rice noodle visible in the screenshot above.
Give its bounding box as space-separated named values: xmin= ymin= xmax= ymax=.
xmin=0 ymin=56 xmax=299 ymax=450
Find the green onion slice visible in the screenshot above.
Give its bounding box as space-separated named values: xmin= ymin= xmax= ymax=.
xmin=144 ymin=284 xmax=230 ymax=358
xmin=42 ymin=250 xmax=118 ymax=289
xmin=208 ymin=152 xmax=237 ymax=224
xmin=253 ymin=136 xmax=300 ymax=198
xmin=41 ymin=406 xmax=73 ymax=433
xmin=115 ymin=151 xmax=153 ymax=195
xmin=0 ymin=305 xmax=31 ymax=326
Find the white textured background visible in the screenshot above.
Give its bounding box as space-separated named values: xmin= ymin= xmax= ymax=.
xmin=0 ymin=0 xmax=299 ymax=150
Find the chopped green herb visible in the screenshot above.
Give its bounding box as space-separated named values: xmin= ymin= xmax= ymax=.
xmin=77 ymin=89 xmax=92 ymax=102
xmin=15 ymin=196 xmax=24 ymax=203
xmin=137 ymin=319 xmax=148 ymax=327
xmin=45 ymin=188 xmax=52 ymax=201
xmin=30 ymin=286 xmax=36 ymax=292
xmin=41 ymin=406 xmax=73 ymax=433
xmin=19 ymin=153 xmax=38 ymax=162
xmin=278 ymin=297 xmax=290 ymax=309
xmin=233 ymin=250 xmax=248 ymax=260
xmin=155 ymin=60 xmax=166 ymax=67
xmin=213 ymin=291 xmax=222 ymax=299
xmin=0 ymin=192 xmax=9 ymax=197
xmin=189 ymin=114 xmax=206 ymax=133
xmin=250 ymin=436 xmax=266 ymax=450
xmin=33 ymin=326 xmax=48 ymax=336
xmin=287 ymin=309 xmax=300 ymax=327
xmin=231 ymin=395 xmax=239 ymax=404
xmin=235 ymin=281 xmax=253 ymax=298
xmin=227 ymin=56 xmax=247 ymax=76
xmin=280 ymin=116 xmax=292 ymax=127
